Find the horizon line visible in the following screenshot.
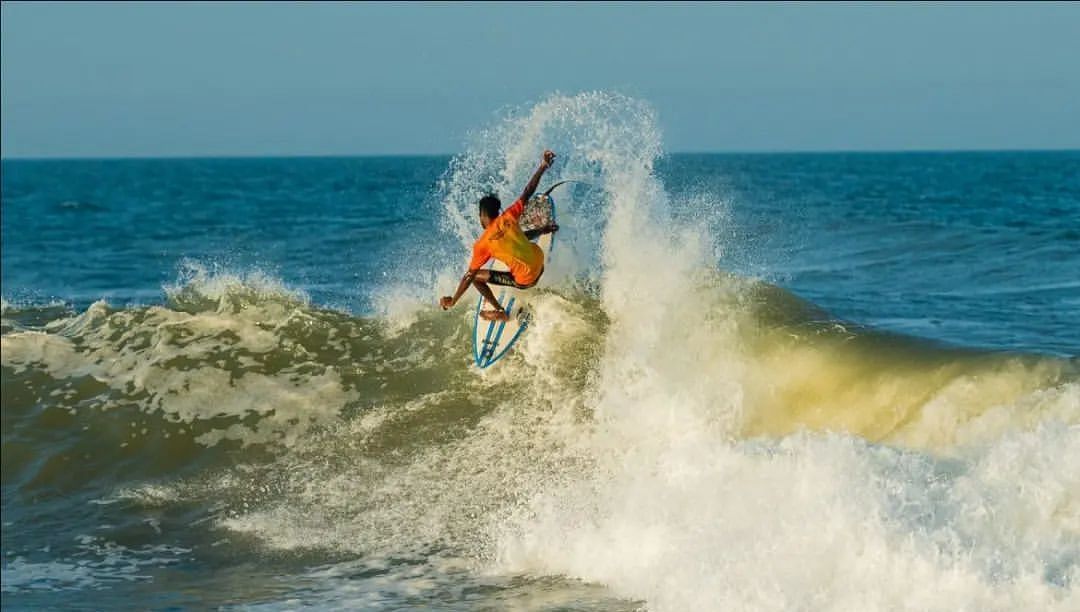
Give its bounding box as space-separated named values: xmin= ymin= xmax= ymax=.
xmin=2 ymin=146 xmax=1078 ymax=162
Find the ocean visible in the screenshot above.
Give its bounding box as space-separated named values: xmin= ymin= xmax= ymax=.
xmin=2 ymin=93 xmax=1078 ymax=610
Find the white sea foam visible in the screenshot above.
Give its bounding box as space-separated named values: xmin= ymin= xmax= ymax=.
xmin=494 ymin=417 xmax=1080 ymax=610
xmin=164 ymin=259 xmax=310 ymax=309
xmin=0 ymin=537 xmax=189 ymax=594
xmin=370 ymin=271 xmax=458 ymax=336
xmin=0 ymin=267 xmax=356 ymax=447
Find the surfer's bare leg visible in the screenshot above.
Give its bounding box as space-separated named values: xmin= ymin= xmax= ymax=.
xmin=471 ymin=270 xmax=509 ymax=321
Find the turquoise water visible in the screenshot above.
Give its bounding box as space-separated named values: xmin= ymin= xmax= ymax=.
xmin=2 ymin=94 xmax=1078 ymax=610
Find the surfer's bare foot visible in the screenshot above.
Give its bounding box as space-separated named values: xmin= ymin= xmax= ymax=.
xmin=480 ymin=309 xmax=509 ymax=322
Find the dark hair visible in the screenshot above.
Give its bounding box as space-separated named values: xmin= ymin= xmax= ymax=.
xmin=478 ymin=194 xmax=501 ymax=219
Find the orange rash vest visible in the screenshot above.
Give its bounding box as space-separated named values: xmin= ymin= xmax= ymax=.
xmin=468 ymin=198 xmax=544 ymax=285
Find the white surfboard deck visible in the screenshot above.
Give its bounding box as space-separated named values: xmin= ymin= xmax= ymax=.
xmin=473 ymin=193 xmax=557 ymax=368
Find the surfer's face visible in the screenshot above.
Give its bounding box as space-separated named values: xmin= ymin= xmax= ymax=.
xmin=479 ymin=211 xmax=493 ymax=229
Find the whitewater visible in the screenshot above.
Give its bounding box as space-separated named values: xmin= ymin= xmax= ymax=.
xmin=2 ymin=93 xmax=1078 ymax=610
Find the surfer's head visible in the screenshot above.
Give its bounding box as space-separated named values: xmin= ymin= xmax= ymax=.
xmin=478 ymin=194 xmax=501 ymax=228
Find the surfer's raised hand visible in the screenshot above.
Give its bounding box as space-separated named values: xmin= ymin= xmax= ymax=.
xmin=521 ymin=150 xmax=555 ymax=203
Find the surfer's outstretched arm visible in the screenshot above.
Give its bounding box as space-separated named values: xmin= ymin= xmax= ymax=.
xmin=518 ymin=150 xmax=556 ymax=203
xmin=441 ymin=269 xmax=479 ymax=310
xmin=441 ymin=269 xmax=507 ymax=319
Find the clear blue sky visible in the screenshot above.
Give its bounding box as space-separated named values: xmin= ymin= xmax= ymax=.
xmin=3 ymin=2 xmax=1079 ymax=158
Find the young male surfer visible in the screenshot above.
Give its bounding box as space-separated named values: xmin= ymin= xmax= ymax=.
xmin=440 ymin=149 xmax=559 ymax=322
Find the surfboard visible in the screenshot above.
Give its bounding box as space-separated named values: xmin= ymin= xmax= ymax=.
xmin=473 ymin=184 xmax=564 ymax=368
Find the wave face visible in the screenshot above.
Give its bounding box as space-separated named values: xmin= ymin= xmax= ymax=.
xmin=3 ymin=94 xmax=1079 ymax=610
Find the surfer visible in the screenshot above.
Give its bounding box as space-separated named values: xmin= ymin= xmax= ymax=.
xmin=440 ymin=149 xmax=560 ymax=322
